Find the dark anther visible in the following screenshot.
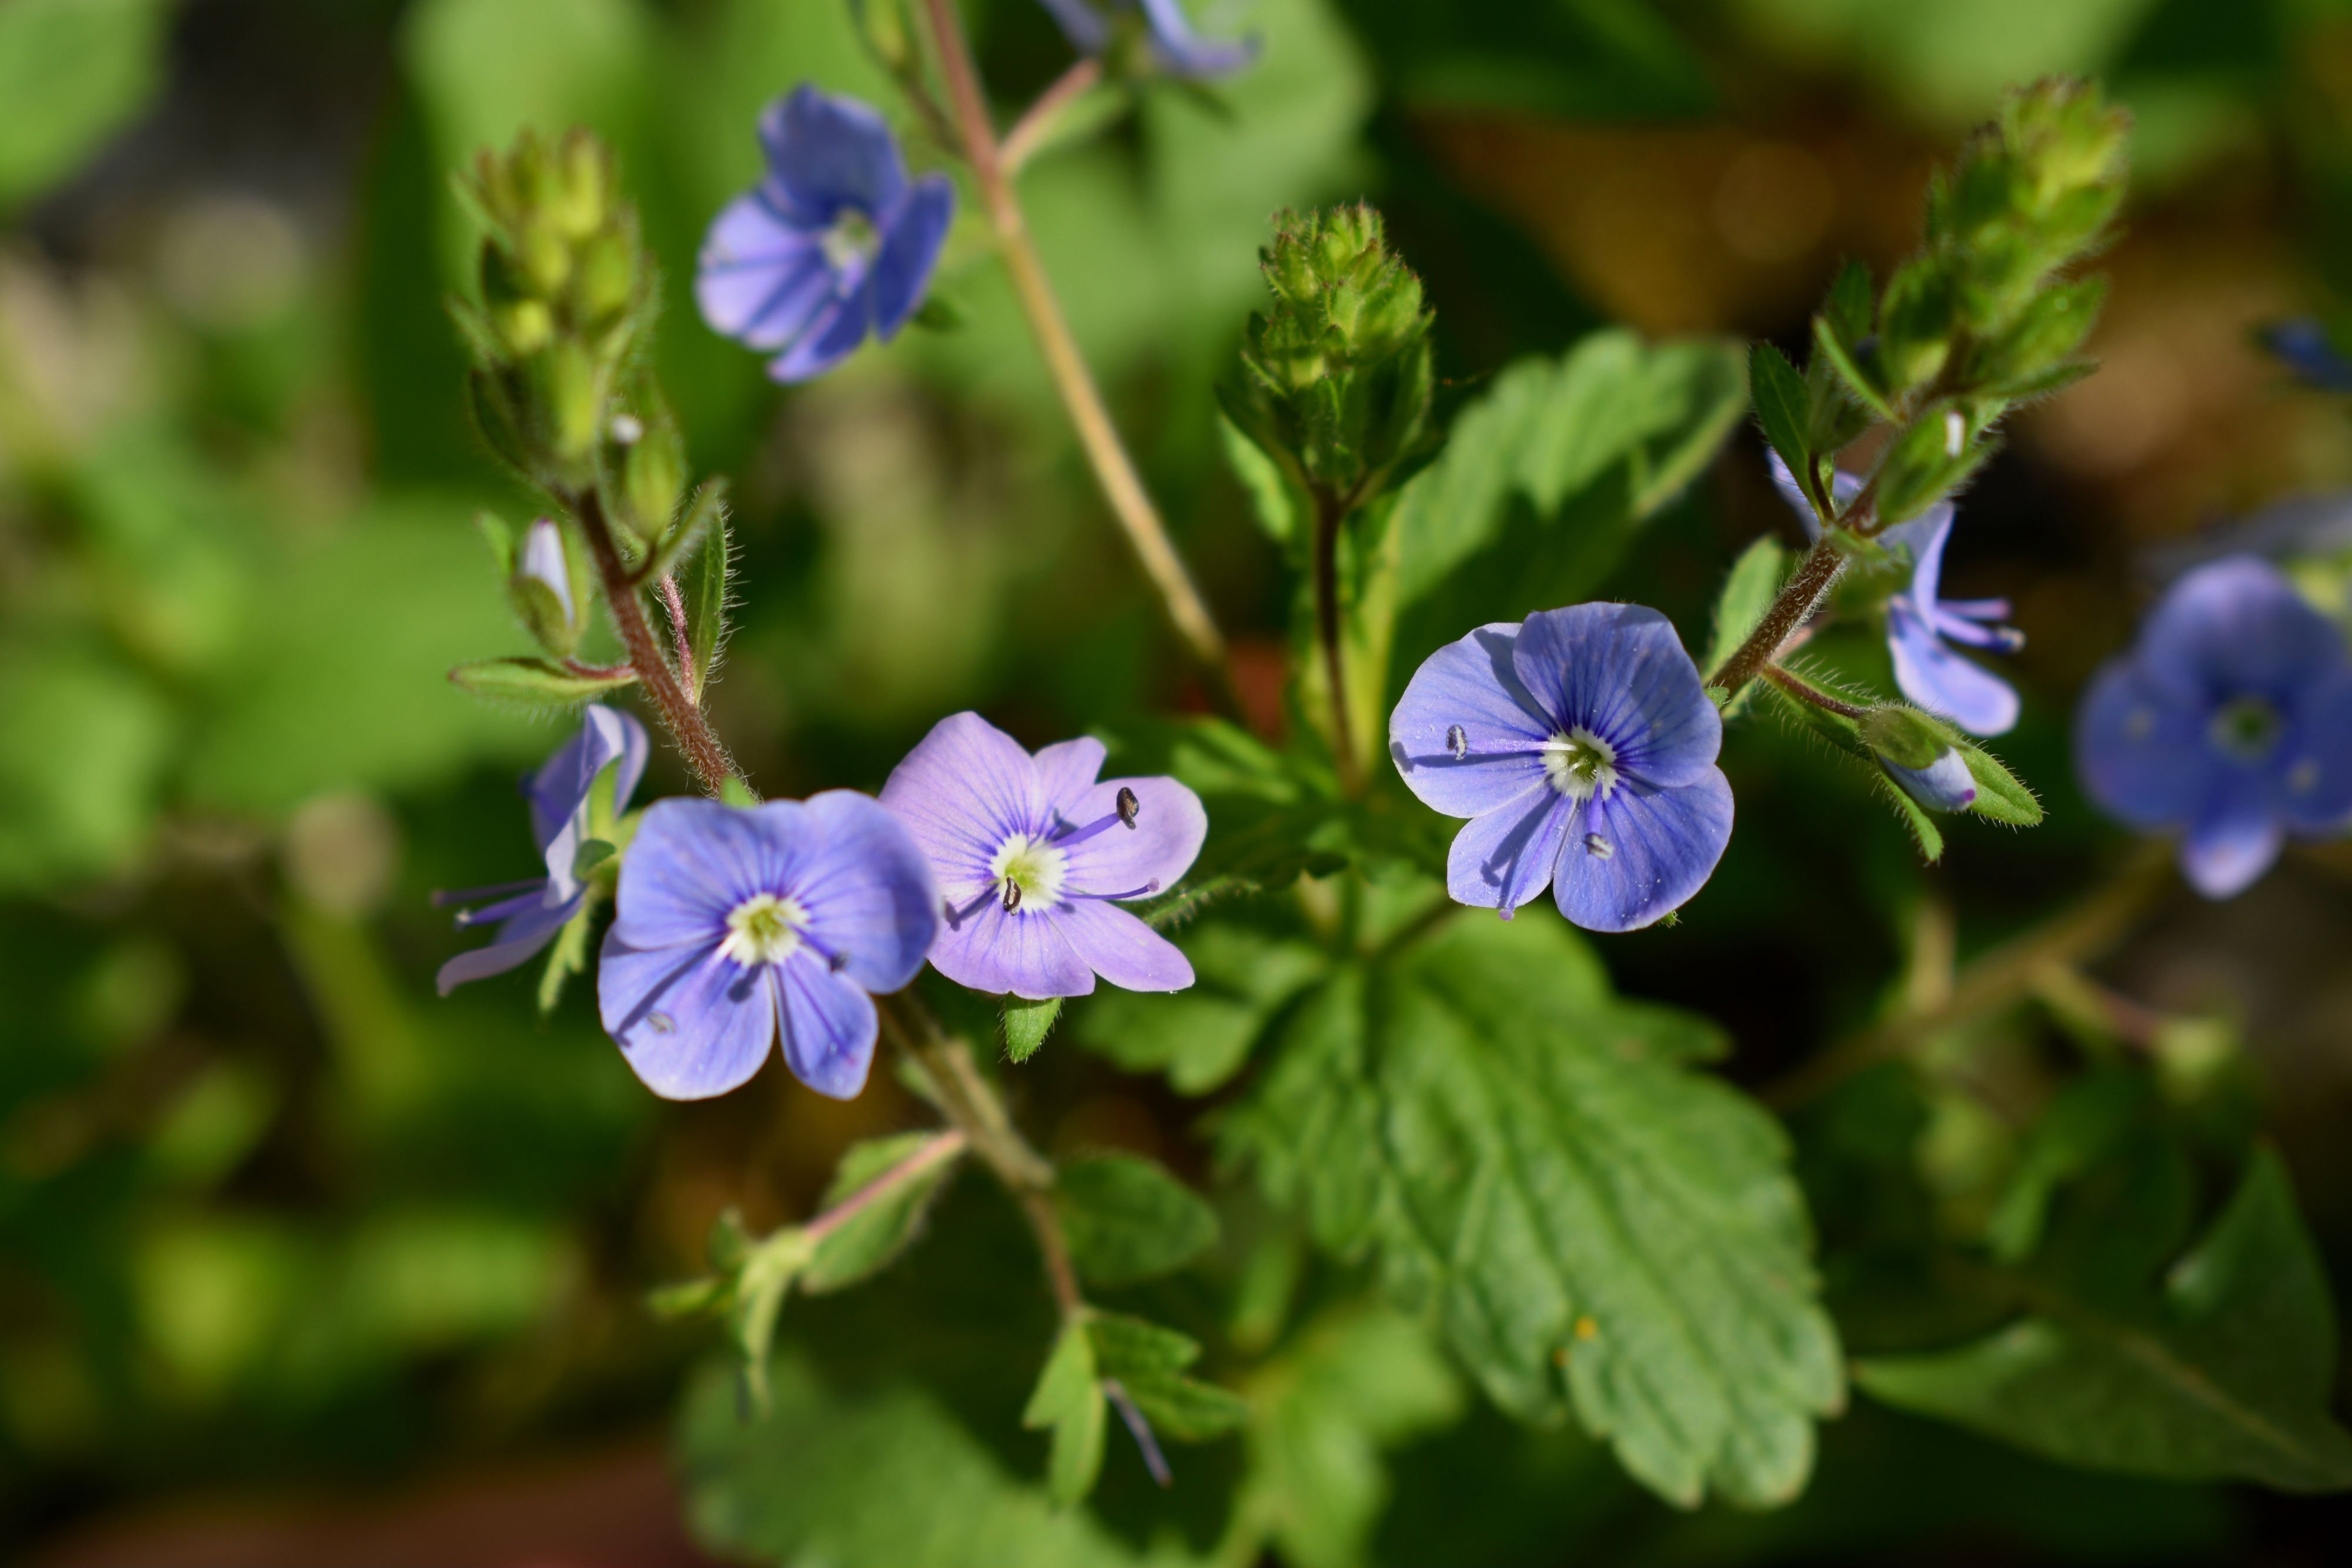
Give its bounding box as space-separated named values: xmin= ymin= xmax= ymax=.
xmin=1447 ymin=724 xmax=1468 ymax=760
xmin=828 ymin=950 xmax=850 ymax=972
xmin=1001 ymin=881 xmax=1023 ymax=912
xmin=1116 ymin=786 xmax=1141 ymax=829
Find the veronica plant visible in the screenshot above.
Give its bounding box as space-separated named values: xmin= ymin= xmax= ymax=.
xmin=1035 ymin=0 xmax=1257 ymax=79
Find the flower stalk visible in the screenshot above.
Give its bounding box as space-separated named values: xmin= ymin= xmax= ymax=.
xmin=917 ymin=0 xmax=1240 ymax=719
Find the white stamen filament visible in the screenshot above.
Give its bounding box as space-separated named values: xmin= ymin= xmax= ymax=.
xmin=1541 ymin=727 xmax=1619 ymax=801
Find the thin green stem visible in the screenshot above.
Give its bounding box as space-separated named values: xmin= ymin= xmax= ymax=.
xmin=800 ymin=1128 xmax=968 ymax=1247
xmin=876 ymin=990 xmax=1081 ymax=1319
xmin=1000 ymin=56 xmax=1101 ymax=175
xmin=1760 ymin=661 xmax=1869 ymax=719
xmin=1763 ymin=843 xmax=2177 ymax=1110
xmin=1311 ymin=492 xmax=1361 ymax=795
xmin=918 ymin=0 xmax=1242 ymax=722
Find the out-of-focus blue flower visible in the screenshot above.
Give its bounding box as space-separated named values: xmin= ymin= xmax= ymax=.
xmin=436 ymin=706 xmax=647 ymax=995
xmin=1389 ymin=604 xmax=1733 ymax=933
xmin=879 ymin=713 xmax=1205 ymax=999
xmin=2261 ymin=317 xmax=2352 ymax=392
xmin=1036 ymin=0 xmax=1258 ymax=79
xmin=695 ymin=85 xmax=953 ymax=384
xmin=2076 ymin=554 xmax=2352 ymax=898
xmin=1769 ymin=454 xmax=2023 ymax=736
xmin=598 ymin=795 xmax=940 ymax=1101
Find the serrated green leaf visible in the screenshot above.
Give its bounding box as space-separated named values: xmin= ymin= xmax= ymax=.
xmin=448 ymin=655 xmax=636 ymax=704
xmin=1823 ymin=258 xmax=1874 ymax=346
xmin=1237 ymin=1305 xmax=1464 ymax=1568
xmin=681 ymin=1355 xmax=1177 ymax=1568
xmin=1957 ymin=742 xmax=2042 ymax=825
xmin=1221 ymin=908 xmax=1843 ymax=1509
xmin=1024 ymin=1319 xmax=1107 ymax=1507
xmin=1391 ymin=329 xmax=1747 ymax=607
xmin=1075 ymin=922 xmax=1328 ymax=1092
xmin=1054 ymin=1156 xmax=1218 ymax=1287
xmin=1813 ymin=312 xmax=1896 ymax=425
xmin=800 ymin=1131 xmax=963 ymax=1295
xmin=1003 ymin=995 xmax=1063 ymax=1064
xmin=1857 ymin=1150 xmax=2352 ymax=1493
xmin=1749 ymin=342 xmax=1816 ymax=517
xmin=1088 ymin=1312 xmax=1203 ymax=1376
xmin=1118 ymin=1369 xmax=1251 ymax=1442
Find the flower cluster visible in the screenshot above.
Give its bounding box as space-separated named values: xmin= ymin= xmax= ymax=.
xmin=2076 ymin=555 xmax=2352 ymax=898
xmin=444 ymin=708 xmax=1205 ymax=1102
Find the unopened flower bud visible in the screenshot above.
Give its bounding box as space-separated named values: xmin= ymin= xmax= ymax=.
xmin=1862 ymin=706 xmax=1977 ymax=813
xmin=509 ymin=517 xmax=582 ymax=656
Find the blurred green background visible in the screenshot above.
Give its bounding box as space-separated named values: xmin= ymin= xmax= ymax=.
xmin=5 ymin=0 xmax=2352 ymax=1562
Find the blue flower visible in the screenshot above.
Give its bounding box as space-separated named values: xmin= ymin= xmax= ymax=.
xmin=2261 ymin=317 xmax=2352 ymax=392
xmin=597 ymin=794 xmax=941 ymax=1101
xmin=1769 ymin=454 xmax=2023 ymax=735
xmin=1389 ymin=604 xmax=1733 ymax=932
xmin=879 ymin=713 xmax=1205 ymax=999
xmin=695 ymin=85 xmax=954 ymax=384
xmin=436 ymin=706 xmax=647 ymax=995
xmin=1036 ymin=0 xmax=1258 ymax=79
xmin=2076 ymin=554 xmax=2352 ymax=898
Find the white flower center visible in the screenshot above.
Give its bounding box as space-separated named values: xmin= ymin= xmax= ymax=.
xmin=1541 ymin=727 xmax=1619 ymax=801
xmin=820 ymin=209 xmax=880 ymax=274
xmin=990 ymin=834 xmax=1067 ymax=914
xmin=719 ymin=892 xmax=808 ymax=967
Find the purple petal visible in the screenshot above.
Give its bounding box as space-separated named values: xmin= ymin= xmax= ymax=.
xmin=531 ymin=706 xmax=650 ymax=900
xmin=1551 ymin=770 xmax=1735 ymax=934
xmin=777 ymin=959 xmax=878 ymax=1099
xmin=871 ymin=175 xmax=954 ymax=341
xmin=1902 ymin=505 xmax=1956 ymax=611
xmin=2280 ymin=666 xmax=2352 ymax=834
xmin=1035 ymin=0 xmax=1111 ymax=52
xmin=767 ymin=284 xmax=876 ymax=383
xmin=1135 ymin=0 xmax=1258 ymax=77
xmin=2179 ymin=775 xmax=2286 ymax=900
xmin=1051 ymin=901 xmax=1194 ymax=991
xmin=2073 ymin=658 xmax=2217 ymax=831
xmin=2263 ymin=318 xmax=2352 ymax=392
xmin=435 ymin=891 xmax=581 ymax=997
xmin=790 ymin=790 xmax=940 ymax=994
xmin=880 ymin=711 xmax=1048 ymax=902
xmin=1034 ymin=736 xmax=1108 ymax=806
xmin=1389 ymin=621 xmax=1555 ymax=817
xmin=694 ymin=194 xmax=833 ymax=351
xmin=1511 ymin=604 xmax=1722 ymax=787
xmin=760 ymin=85 xmax=907 ymax=222
xmin=1445 ymin=787 xmax=1569 ymax=915
xmin=607 ymin=798 xmax=793 ymax=952
xmin=2139 ymin=556 xmax=2346 ymax=705
xmin=1057 ymin=775 xmax=1205 ymax=898
xmin=1889 ymin=601 xmax=2020 ymax=737
xmin=1878 ymin=749 xmax=1977 ymax=814
xmin=928 ymin=900 xmax=1095 ymax=998
xmin=598 ymin=938 xmax=777 ymax=1100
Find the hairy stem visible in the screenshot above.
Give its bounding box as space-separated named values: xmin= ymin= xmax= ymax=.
xmin=1709 ymin=531 xmax=1846 ymax=698
xmin=572 ymin=486 xmax=738 ymax=793
xmin=657 ymin=574 xmax=696 ymax=703
xmin=1311 ymin=493 xmax=1361 ymax=794
xmin=1760 ymin=661 xmax=1869 ymax=718
xmin=877 ymin=990 xmax=1081 ymax=1319
xmin=1763 ymin=843 xmax=2177 ymax=1110
xmin=919 ymin=0 xmax=1241 ymax=721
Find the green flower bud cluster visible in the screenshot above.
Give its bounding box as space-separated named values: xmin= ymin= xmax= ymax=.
xmin=1753 ymin=78 xmax=2130 ymax=532
xmin=1222 ymin=204 xmax=1436 ymax=511
xmin=450 ymin=129 xmax=656 ymax=493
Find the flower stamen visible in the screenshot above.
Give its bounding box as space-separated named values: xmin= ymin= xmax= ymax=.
xmin=719 ymin=892 xmax=809 ymax=967
xmin=1541 ymin=727 xmax=1620 ymax=801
